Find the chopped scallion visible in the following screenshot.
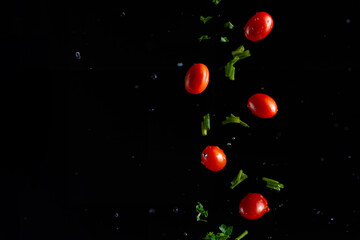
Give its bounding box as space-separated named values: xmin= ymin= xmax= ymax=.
xmin=212 ymin=0 xmax=222 ymax=5
xmin=200 ymin=16 xmax=213 ymax=24
xmin=230 ymin=169 xmax=248 ymax=189
xmin=262 ymin=177 xmax=284 ymax=191
xmin=201 ymin=113 xmax=211 ymax=136
xmin=220 ymin=36 xmax=230 ymax=42
xmin=198 ymin=35 xmax=211 ymax=42
xmin=222 ymin=113 xmax=249 ymax=128
xmin=224 ymin=21 xmax=234 ymax=29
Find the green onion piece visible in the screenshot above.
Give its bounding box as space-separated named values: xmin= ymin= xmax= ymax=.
xmin=201 ymin=121 xmax=207 ymax=136
xmin=198 ymin=35 xmax=211 ymax=42
xmin=224 ymin=56 xmax=239 ymax=80
xmin=201 ymin=113 xmax=211 ymax=136
xmin=262 ymin=177 xmax=284 ymax=190
xmin=212 ymin=0 xmax=222 ymax=5
xmin=220 ymin=36 xmax=229 ymax=42
xmin=222 ymin=113 xmax=249 ymax=128
xmin=200 ymin=16 xmax=213 ymax=24
xmin=224 ymin=21 xmax=234 ymax=29
xmin=232 ymin=45 xmax=251 ymax=59
xmin=204 ymin=113 xmax=211 ymax=130
xmin=230 ymin=169 xmax=248 ymax=189
xmin=262 ymin=177 xmax=279 ymax=183
xmin=235 ymin=230 xmax=249 ymax=240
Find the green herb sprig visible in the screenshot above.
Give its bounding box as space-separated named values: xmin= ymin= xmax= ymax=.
xmin=196 ymin=202 xmax=209 ymax=222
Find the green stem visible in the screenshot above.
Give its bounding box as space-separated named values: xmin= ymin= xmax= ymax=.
xmin=235 ymin=230 xmax=248 ymax=240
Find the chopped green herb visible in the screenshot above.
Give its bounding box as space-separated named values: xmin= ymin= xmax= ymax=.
xmin=262 ymin=177 xmax=285 ymax=191
xmin=204 ymin=224 xmax=233 ymax=240
xmin=224 ymin=56 xmax=239 ymax=80
xmin=198 ymin=35 xmax=211 ymax=42
xmin=224 ymin=21 xmax=234 ymax=29
xmin=234 ymin=230 xmax=249 ymax=240
xmin=222 ymin=114 xmax=249 ymax=128
xmin=200 ymin=16 xmax=213 ymax=24
xmin=220 ymin=36 xmax=229 ymax=42
xmin=196 ymin=202 xmax=208 ymax=222
xmin=212 ymin=0 xmax=222 ymax=5
xmin=230 ymin=169 xmax=248 ymax=189
xmin=231 ymin=45 xmax=251 ymax=59
xmin=201 ymin=113 xmax=211 ymax=136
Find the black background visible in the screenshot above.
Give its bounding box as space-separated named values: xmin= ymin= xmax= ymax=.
xmin=8 ymin=0 xmax=360 ymax=239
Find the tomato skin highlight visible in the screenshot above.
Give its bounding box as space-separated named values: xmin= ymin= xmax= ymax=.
xmin=244 ymin=12 xmax=273 ymax=42
xmin=239 ymin=193 xmax=270 ymax=220
xmin=247 ymin=93 xmax=278 ymax=118
xmin=201 ymin=146 xmax=227 ymax=171
xmin=184 ymin=63 xmax=209 ymax=94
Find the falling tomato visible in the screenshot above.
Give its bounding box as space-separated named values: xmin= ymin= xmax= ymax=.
xmin=184 ymin=63 xmax=209 ymax=94
xmin=239 ymin=193 xmax=270 ymax=220
xmin=201 ymin=146 xmax=227 ymax=171
xmin=244 ymin=12 xmax=273 ymax=42
xmin=247 ymin=93 xmax=278 ymax=118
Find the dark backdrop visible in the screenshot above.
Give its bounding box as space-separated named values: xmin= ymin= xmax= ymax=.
xmin=9 ymin=0 xmax=360 ymax=239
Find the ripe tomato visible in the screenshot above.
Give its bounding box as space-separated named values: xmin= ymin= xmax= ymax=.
xmin=247 ymin=93 xmax=278 ymax=118
xmin=239 ymin=193 xmax=270 ymax=220
xmin=201 ymin=146 xmax=227 ymax=171
xmin=244 ymin=12 xmax=273 ymax=42
xmin=184 ymin=63 xmax=209 ymax=94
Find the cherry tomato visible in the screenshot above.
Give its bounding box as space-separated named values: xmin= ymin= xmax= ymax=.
xmin=184 ymin=63 xmax=209 ymax=94
xmin=244 ymin=12 xmax=273 ymax=42
xmin=239 ymin=193 xmax=270 ymax=220
xmin=247 ymin=93 xmax=278 ymax=118
xmin=201 ymin=146 xmax=227 ymax=171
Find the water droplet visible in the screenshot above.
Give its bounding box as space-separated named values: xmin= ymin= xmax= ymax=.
xmin=149 ymin=208 xmax=156 ymax=214
xmin=150 ymin=74 xmax=157 ymax=80
xmin=177 ymin=62 xmax=183 ymax=67
xmin=120 ymin=12 xmax=126 ymax=18
xmin=114 ymin=212 xmax=119 ymax=218
xmin=346 ymin=18 xmax=351 ymax=24
xmin=231 ymin=136 xmax=236 ymax=140
xmin=148 ymin=107 xmax=155 ymax=112
xmin=134 ymin=84 xmax=140 ymax=89
xmin=183 ymin=232 xmax=188 ymax=237
xmin=116 ymin=226 xmax=120 ymax=230
xmin=172 ymin=207 xmax=179 ymax=214
xmin=227 ymin=142 xmax=232 ymax=146
xmin=75 ymin=51 xmax=81 ymax=60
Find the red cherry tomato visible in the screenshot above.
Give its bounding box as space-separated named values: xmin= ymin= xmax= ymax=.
xmin=201 ymin=146 xmax=227 ymax=171
xmin=184 ymin=63 xmax=209 ymax=94
xmin=239 ymin=193 xmax=270 ymax=220
xmin=247 ymin=93 xmax=278 ymax=118
xmin=244 ymin=12 xmax=273 ymax=42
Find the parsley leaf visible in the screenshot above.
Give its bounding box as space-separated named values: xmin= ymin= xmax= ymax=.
xmin=203 ymin=224 xmax=233 ymax=240
xmin=196 ymin=202 xmax=208 ymax=222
